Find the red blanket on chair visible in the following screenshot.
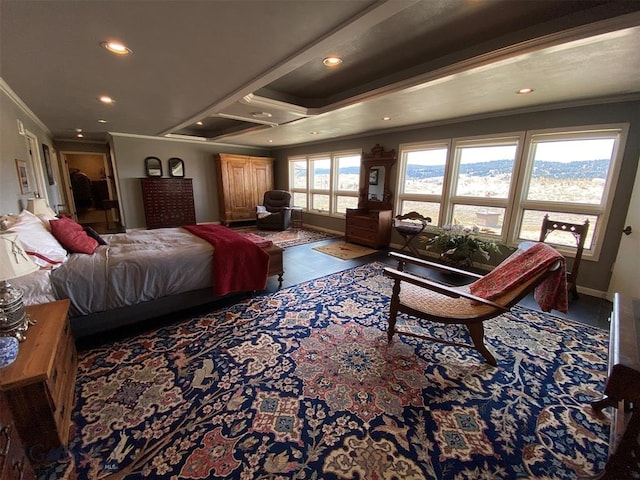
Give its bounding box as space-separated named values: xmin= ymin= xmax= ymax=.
xmin=183 ymin=224 xmax=270 ymax=296
xmin=469 ymin=242 xmax=568 ymax=313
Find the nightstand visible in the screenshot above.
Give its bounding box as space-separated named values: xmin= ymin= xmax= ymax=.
xmin=0 ymin=299 xmax=76 ymax=465
xmin=0 ymin=393 xmax=36 ymax=479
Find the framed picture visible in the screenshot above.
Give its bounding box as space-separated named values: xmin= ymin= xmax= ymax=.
xmin=42 ymin=144 xmax=55 ymax=185
xmin=369 ymin=168 xmax=379 ymax=186
xmin=15 ymin=159 xmax=32 ymax=194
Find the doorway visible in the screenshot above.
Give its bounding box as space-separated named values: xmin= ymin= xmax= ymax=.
xmin=61 ymin=152 xmax=123 ymax=233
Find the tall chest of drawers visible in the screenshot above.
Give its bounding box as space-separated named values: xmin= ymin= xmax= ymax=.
xmin=140 ymin=178 xmax=196 ymax=229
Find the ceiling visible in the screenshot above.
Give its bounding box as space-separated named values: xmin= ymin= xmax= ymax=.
xmin=1 ymin=0 xmax=639 ymax=149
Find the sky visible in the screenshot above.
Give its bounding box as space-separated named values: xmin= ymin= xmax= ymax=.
xmin=405 ymin=138 xmax=615 ymax=165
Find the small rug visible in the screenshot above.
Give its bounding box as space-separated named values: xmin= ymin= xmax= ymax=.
xmin=313 ymin=241 xmax=378 ymax=259
xmin=231 ymin=226 xmax=338 ymax=248
xmin=37 ymin=263 xmax=611 ymax=479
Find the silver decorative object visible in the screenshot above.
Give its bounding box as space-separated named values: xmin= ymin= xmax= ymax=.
xmin=0 ymin=233 xmax=39 ymax=341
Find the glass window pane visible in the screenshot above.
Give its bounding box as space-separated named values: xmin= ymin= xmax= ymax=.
xmin=402 ymin=148 xmax=448 ymax=195
xmin=311 ymin=158 xmax=331 ymax=190
xmin=450 ymin=204 xmax=505 ymax=236
xmin=311 ymin=194 xmax=330 ymax=212
xmin=335 ymin=195 xmax=358 ymax=214
xmin=399 ymin=200 xmax=439 ymax=224
xmin=337 ymin=155 xmax=360 ymax=192
xmin=519 ymin=210 xmax=596 ymax=249
xmin=454 ymin=144 xmax=516 ymax=198
xmin=291 ymin=160 xmax=307 ymax=189
xmin=292 ymin=192 xmax=307 ymax=208
xmin=527 ymin=138 xmax=615 ymax=204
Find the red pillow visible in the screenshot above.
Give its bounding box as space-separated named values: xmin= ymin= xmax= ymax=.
xmin=50 ymin=217 xmax=99 ymax=254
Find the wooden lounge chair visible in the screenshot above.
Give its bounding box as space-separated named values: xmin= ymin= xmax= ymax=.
xmin=384 ymin=243 xmax=566 ymax=366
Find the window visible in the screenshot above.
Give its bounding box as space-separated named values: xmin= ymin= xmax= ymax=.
xmin=288 ymin=150 xmax=361 ymax=216
xmin=396 ymin=125 xmax=627 ymax=258
xmin=515 ymin=128 xmax=625 ymax=256
xmin=396 ymin=143 xmax=449 ymax=222
xmin=448 ymin=137 xmax=520 ymax=237
xmin=290 ymin=158 xmax=308 ymax=209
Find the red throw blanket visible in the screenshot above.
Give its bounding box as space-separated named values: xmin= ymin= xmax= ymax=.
xmin=469 ymin=242 xmax=568 ymax=313
xmin=183 ymin=224 xmax=270 ymax=296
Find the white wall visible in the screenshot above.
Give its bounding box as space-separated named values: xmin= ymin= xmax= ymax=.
xmin=0 ymin=83 xmax=60 ymax=215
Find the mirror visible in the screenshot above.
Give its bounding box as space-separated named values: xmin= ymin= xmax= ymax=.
xmin=168 ymin=157 xmax=185 ymax=177
xmin=145 ymin=156 xmax=163 ymax=177
xmin=359 ymin=144 xmax=396 ymax=211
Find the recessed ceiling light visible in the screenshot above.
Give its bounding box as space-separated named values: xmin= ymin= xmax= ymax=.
xmin=75 ymin=128 xmax=83 ymax=133
xmin=322 ymin=56 xmax=342 ymax=67
xmin=310 ymin=131 xmax=320 ymax=135
xmin=383 ymin=116 xmax=391 ymax=121
xmin=99 ymin=95 xmax=114 ymax=104
xmin=196 ymin=121 xmax=203 ymax=126
xmin=517 ymin=87 xmax=534 ymax=94
xmin=100 ymin=41 xmax=132 ymax=55
xmin=97 ymin=119 xmax=108 ymax=124
xmin=77 ymin=133 xmax=84 ymax=138
xmin=251 ymin=111 xmax=273 ymax=119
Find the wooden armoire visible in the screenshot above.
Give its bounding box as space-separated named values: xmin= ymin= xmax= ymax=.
xmin=214 ymin=153 xmax=274 ymax=225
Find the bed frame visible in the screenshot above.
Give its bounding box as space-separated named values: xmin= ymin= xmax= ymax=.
xmin=70 ymin=244 xmax=284 ymax=339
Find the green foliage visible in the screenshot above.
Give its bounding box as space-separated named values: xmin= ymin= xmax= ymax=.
xmin=419 ymin=224 xmax=500 ymax=268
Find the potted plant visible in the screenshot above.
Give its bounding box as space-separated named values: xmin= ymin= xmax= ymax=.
xmin=419 ymin=224 xmax=500 ymax=269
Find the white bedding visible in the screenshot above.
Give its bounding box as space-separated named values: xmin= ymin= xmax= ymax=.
xmin=15 ymin=228 xmax=214 ymax=317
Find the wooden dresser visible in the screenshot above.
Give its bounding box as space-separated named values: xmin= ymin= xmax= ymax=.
xmin=0 ymin=393 xmax=35 ymax=479
xmin=345 ymin=208 xmax=392 ymax=249
xmin=591 ymin=293 xmax=640 ymax=479
xmin=214 ymin=153 xmax=273 ymax=225
xmin=0 ymin=299 xmax=77 ymax=467
xmin=140 ymin=178 xmax=196 ymax=229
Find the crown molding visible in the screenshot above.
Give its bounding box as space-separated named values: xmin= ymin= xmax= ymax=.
xmin=0 ymin=77 xmax=52 ymax=136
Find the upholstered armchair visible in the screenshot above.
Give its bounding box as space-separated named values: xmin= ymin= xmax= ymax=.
xmin=256 ymin=190 xmax=292 ymax=231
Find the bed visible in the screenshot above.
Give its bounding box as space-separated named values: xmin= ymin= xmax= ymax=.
xmin=3 ymin=210 xmax=283 ymax=338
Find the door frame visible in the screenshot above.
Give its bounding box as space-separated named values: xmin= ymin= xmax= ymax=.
xmin=24 ymin=130 xmax=48 ymax=203
xmin=607 ymin=160 xmax=640 ymax=300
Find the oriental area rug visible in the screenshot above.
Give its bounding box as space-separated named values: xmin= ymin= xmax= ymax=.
xmin=38 ymin=263 xmax=611 ymax=479
xmin=231 ymin=226 xmax=339 ymax=248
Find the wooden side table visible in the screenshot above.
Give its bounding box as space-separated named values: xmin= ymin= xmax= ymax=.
xmin=290 ymin=206 xmax=303 ymax=229
xmin=0 ymin=393 xmax=36 ymax=479
xmin=0 ymin=299 xmax=77 ymax=465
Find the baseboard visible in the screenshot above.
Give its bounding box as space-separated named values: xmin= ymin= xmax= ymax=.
xmin=302 ymin=224 xmax=343 ymax=237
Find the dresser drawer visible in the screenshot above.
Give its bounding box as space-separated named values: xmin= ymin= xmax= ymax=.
xmin=0 ymin=395 xmax=35 ymax=480
xmin=346 ymin=215 xmax=378 ymax=230
xmin=347 ymin=226 xmax=379 ymax=242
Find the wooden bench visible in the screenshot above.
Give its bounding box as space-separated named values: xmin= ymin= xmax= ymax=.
xmin=591 ymin=293 xmax=640 ymax=479
xmin=263 ymin=244 xmax=284 ymax=285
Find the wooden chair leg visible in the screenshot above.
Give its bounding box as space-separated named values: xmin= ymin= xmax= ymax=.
xmin=388 ymin=281 xmax=401 ymax=343
xmin=466 ymin=322 xmax=497 ymax=366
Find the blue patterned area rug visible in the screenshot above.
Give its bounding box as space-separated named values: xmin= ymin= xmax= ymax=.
xmin=39 ymin=262 xmax=611 ymax=479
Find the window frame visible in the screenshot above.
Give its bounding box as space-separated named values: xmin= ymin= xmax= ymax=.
xmin=395 ymin=124 xmax=628 ymax=261
xmin=288 ymin=149 xmax=362 ymax=217
xmin=396 ymin=140 xmax=451 ymax=225
xmin=447 ymin=134 xmax=524 ymax=239
xmin=509 ymin=124 xmax=628 ymax=260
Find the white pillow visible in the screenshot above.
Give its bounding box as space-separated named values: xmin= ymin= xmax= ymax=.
xmin=7 ymin=210 xmax=67 ymax=268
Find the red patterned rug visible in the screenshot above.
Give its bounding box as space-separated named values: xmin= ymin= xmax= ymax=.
xmin=37 ymin=263 xmax=612 ymax=479
xmin=231 ymin=226 xmax=339 ymax=248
